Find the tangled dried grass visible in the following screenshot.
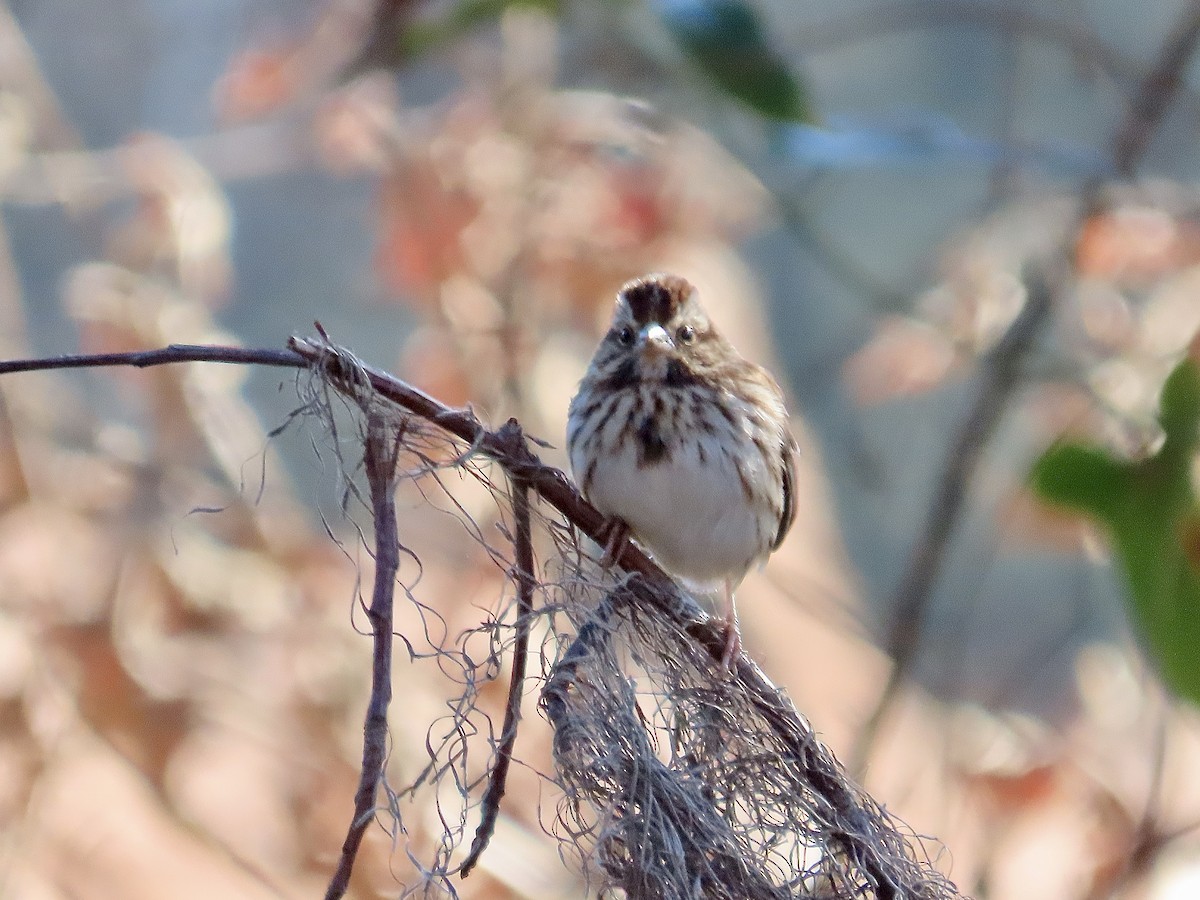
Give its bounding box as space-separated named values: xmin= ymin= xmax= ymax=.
xmin=288 ymin=335 xmax=961 ymax=899
xmin=0 ymin=336 xmax=959 ymax=897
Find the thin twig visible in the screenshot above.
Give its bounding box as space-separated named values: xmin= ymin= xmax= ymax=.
xmin=775 ymin=194 xmax=912 ymax=313
xmin=460 ymin=419 xmax=537 ymax=877
xmin=0 ymin=344 xmax=303 ymax=374
xmin=325 ymin=412 xmax=403 ymax=900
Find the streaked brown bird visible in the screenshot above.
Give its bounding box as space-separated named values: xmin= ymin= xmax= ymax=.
xmin=567 ymin=273 xmax=796 ymax=669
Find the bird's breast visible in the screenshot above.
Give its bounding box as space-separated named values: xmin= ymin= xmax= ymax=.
xmin=570 ymin=387 xmax=775 ymax=584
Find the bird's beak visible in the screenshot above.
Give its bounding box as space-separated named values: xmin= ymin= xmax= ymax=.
xmin=638 ymin=323 xmax=674 ymax=356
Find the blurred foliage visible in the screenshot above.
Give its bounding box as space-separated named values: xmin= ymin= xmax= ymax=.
xmin=400 ymin=0 xmax=564 ymax=59
xmin=399 ymin=0 xmax=815 ymax=123
xmin=656 ymin=0 xmax=813 ymax=123
xmin=1033 ymin=357 xmax=1200 ymax=707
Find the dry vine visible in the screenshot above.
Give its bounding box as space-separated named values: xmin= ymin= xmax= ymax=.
xmin=0 ymin=336 xmax=959 ymax=899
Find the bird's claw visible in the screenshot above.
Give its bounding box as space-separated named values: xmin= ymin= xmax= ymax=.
xmin=719 ymin=620 xmax=741 ymax=672
xmin=596 ymin=517 xmax=631 ymax=569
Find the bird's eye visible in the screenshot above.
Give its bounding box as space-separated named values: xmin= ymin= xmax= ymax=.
xmin=676 ymin=324 xmax=696 ymax=345
xmin=616 ymin=325 xmax=635 ymax=346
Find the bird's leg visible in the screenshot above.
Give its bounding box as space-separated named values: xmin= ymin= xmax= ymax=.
xmin=596 ymin=516 xmax=631 ymax=569
xmin=720 ymin=579 xmax=741 ymax=671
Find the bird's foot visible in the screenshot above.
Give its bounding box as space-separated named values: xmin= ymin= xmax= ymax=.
xmin=596 ymin=516 xmax=631 ymax=569
xmin=719 ymin=620 xmax=742 ymax=672
xmin=719 ymin=583 xmax=741 ymax=672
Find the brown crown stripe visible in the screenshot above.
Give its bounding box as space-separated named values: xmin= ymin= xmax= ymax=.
xmin=620 ymin=274 xmax=693 ymax=326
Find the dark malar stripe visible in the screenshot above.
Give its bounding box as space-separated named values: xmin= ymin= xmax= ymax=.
xmin=664 ymin=359 xmax=699 ymax=387
xmin=598 ymin=358 xmax=639 ymax=391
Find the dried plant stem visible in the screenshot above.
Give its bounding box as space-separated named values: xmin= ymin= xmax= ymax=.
xmin=460 ymin=420 xmax=537 ymax=878
xmin=325 ymin=412 xmax=403 ymax=900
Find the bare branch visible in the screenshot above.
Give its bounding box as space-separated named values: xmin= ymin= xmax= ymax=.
xmin=0 ymin=337 xmax=668 ymax=588
xmin=325 ymin=411 xmax=403 ymax=900
xmin=460 ymin=419 xmax=538 ymax=878
xmin=285 ymin=335 xmax=677 ymax=594
xmin=854 ymin=260 xmax=1063 ymax=770
xmin=0 ymin=343 xmax=303 ymax=374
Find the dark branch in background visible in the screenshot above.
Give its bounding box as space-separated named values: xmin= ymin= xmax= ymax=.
xmin=1111 ymin=0 xmax=1200 ymax=178
xmin=325 ymin=411 xmax=403 ymax=900
xmin=0 ymin=337 xmax=956 ymax=895
xmin=852 ymin=0 xmax=1200 ymax=771
xmin=852 ymin=262 xmax=1062 ymax=771
xmin=341 ymin=0 xmax=421 ymax=81
xmin=796 ymin=0 xmax=1200 ymax=119
xmin=775 ymin=196 xmax=912 ymax=313
xmin=460 ymin=419 xmax=538 ymax=878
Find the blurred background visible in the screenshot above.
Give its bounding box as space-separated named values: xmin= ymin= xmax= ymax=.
xmin=2 ymin=0 xmax=1200 ymax=897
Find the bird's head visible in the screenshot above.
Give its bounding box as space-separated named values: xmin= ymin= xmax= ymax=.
xmin=597 ymin=273 xmax=716 ymax=387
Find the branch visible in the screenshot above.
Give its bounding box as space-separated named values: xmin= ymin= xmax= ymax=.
xmin=324 ymin=411 xmax=403 ymax=900
xmin=460 ymin=419 xmax=537 ymax=878
xmin=852 ymin=260 xmax=1063 ymax=771
xmin=284 ymin=336 xmax=678 ymax=594
xmin=0 ymin=344 xmax=303 ymax=374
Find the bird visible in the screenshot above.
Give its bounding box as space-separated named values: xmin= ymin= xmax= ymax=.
xmin=566 ymin=273 xmax=796 ymax=669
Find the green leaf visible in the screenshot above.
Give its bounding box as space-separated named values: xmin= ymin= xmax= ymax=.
xmin=657 ymin=0 xmax=813 ymax=123
xmin=1160 ymin=354 xmax=1200 ymax=447
xmin=1030 ymin=444 xmax=1128 ymax=519
xmin=1032 ymin=358 xmax=1200 ymax=705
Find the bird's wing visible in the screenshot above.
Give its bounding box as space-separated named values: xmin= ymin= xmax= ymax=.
xmin=772 ymin=432 xmax=799 ymax=551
